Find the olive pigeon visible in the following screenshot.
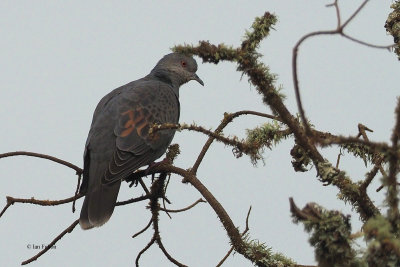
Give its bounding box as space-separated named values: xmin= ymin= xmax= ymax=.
xmin=79 ymin=53 xmax=203 ymax=229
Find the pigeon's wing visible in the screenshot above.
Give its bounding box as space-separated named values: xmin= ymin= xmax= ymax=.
xmin=78 ymin=84 xmax=128 ymax=196
xmin=104 ymin=81 xmax=180 ymax=184
xmin=79 ymin=84 xmax=126 ymax=229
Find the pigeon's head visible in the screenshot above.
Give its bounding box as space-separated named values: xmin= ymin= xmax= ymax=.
xmin=151 ymin=53 xmax=204 ymax=87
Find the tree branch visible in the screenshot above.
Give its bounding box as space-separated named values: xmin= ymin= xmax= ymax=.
xmin=21 ymin=219 xmax=79 ymax=265
xmin=216 ymin=206 xmax=252 ymax=267
xmin=0 ymin=151 xmax=82 ymax=174
xmin=1 ymin=195 xmax=82 ymax=218
xmin=159 ymin=198 xmax=206 ymax=213
xmin=192 ymin=110 xmax=280 ymax=174
xmin=292 ymin=0 xmax=392 ymax=137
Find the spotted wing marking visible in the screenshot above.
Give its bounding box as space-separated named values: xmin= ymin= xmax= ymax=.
xmin=120 ymin=107 xmax=154 ymax=139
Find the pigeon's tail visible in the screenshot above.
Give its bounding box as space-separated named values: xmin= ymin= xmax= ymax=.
xmin=79 ymin=181 xmax=121 ymax=230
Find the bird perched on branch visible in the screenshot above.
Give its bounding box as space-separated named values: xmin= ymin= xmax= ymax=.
xmin=79 ymin=53 xmax=203 ymax=229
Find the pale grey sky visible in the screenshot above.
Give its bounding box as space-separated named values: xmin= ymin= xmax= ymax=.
xmin=0 ymin=1 xmax=398 ymax=266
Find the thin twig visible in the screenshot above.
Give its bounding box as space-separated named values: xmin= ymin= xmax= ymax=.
xmin=357 ymin=123 xmax=388 ymax=190
xmin=0 ymin=151 xmax=82 ymax=173
xmin=244 ymin=206 xmax=252 ymax=232
xmin=138 ymin=178 xmax=151 ymax=195
xmin=361 ymin=160 xmax=382 ymax=192
xmin=156 ymin=238 xmax=188 ymax=267
xmin=135 ymin=237 xmax=156 ymax=267
xmin=0 ymin=195 xmax=83 ymax=218
xmin=162 ymin=197 xmax=172 ymax=219
xmin=159 ymin=198 xmax=206 ymax=213
xmin=162 ymin=175 xmax=172 ymax=219
xmin=341 ymin=0 xmax=369 ymax=29
xmin=6 ymin=195 xmax=82 ymax=206
xmin=335 ymin=148 xmax=344 ymax=168
xmin=0 ymin=202 xmax=11 ymax=218
xmin=72 ymin=173 xmax=82 ymax=213
xmin=342 ymin=33 xmax=395 ymax=50
xmin=292 ymin=29 xmax=337 ymax=136
xmin=357 ymin=123 xmax=373 ymax=141
xmin=326 ymin=0 xmax=341 ymax=29
xmin=292 ymin=0 xmax=390 ymax=137
xmin=116 ymin=195 xmax=149 ymax=206
xmin=132 ymin=218 xmax=153 ymax=238
xmin=21 ymin=219 xmax=79 ymax=265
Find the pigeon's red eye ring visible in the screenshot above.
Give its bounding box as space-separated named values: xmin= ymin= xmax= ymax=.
xmin=181 ymin=60 xmax=187 ymax=67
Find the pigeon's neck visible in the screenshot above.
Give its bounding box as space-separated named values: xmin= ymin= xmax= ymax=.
xmin=148 ymin=69 xmax=184 ymax=97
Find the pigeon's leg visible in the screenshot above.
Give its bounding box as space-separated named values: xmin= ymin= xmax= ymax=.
xmin=125 ymin=158 xmax=169 ymax=187
xmin=126 ymin=175 xmax=140 ymax=188
xmin=145 ymin=158 xmax=169 ymax=176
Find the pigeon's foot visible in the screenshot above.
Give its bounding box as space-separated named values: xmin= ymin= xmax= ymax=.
xmin=145 ymin=158 xmax=169 ymax=176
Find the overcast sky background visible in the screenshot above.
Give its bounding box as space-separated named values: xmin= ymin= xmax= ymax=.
xmin=0 ymin=1 xmax=398 ymax=266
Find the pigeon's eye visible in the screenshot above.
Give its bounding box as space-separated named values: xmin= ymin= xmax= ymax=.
xmin=181 ymin=61 xmax=187 ymax=67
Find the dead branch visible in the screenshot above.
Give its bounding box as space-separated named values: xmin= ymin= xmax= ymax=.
xmin=0 ymin=195 xmax=82 ymax=218
xmin=21 ymin=219 xmax=79 ymax=265
xmin=116 ymin=195 xmax=149 ymax=206
xmin=132 ymin=218 xmax=153 ymax=239
xmin=159 ymin=198 xmax=206 ymax=213
xmin=135 ymin=237 xmax=156 ymax=267
xmin=292 ymin=0 xmax=393 ymax=137
xmin=0 ymin=151 xmax=82 ymax=174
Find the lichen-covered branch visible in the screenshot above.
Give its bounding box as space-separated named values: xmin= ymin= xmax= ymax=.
xmin=386 ymin=99 xmax=400 ymax=232
xmin=364 ymin=216 xmax=400 ymax=266
xmin=150 ymin=122 xmax=260 ymax=159
xmin=192 ymin=110 xmax=281 ymax=174
xmin=386 ymin=1 xmax=400 ymax=59
xmin=173 ymin=11 xmax=379 ymax=222
xmin=290 ymin=198 xmax=364 ymax=267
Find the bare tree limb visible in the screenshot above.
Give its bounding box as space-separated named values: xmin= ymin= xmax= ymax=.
xmin=0 ymin=195 xmax=83 ymax=218
xmin=116 ymin=195 xmax=149 ymax=206
xmin=157 ymin=238 xmax=188 ymax=267
xmin=72 ymin=173 xmax=82 ymax=213
xmin=135 ymin=237 xmax=156 ymax=267
xmin=159 ymin=198 xmax=206 ymax=213
xmin=132 ymin=218 xmax=153 ymax=239
xmin=292 ymin=0 xmax=392 ymax=137
xmin=21 ymin=219 xmax=79 ymax=265
xmin=341 ymin=0 xmax=368 ymax=29
xmin=0 ymin=151 xmax=82 ymax=174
